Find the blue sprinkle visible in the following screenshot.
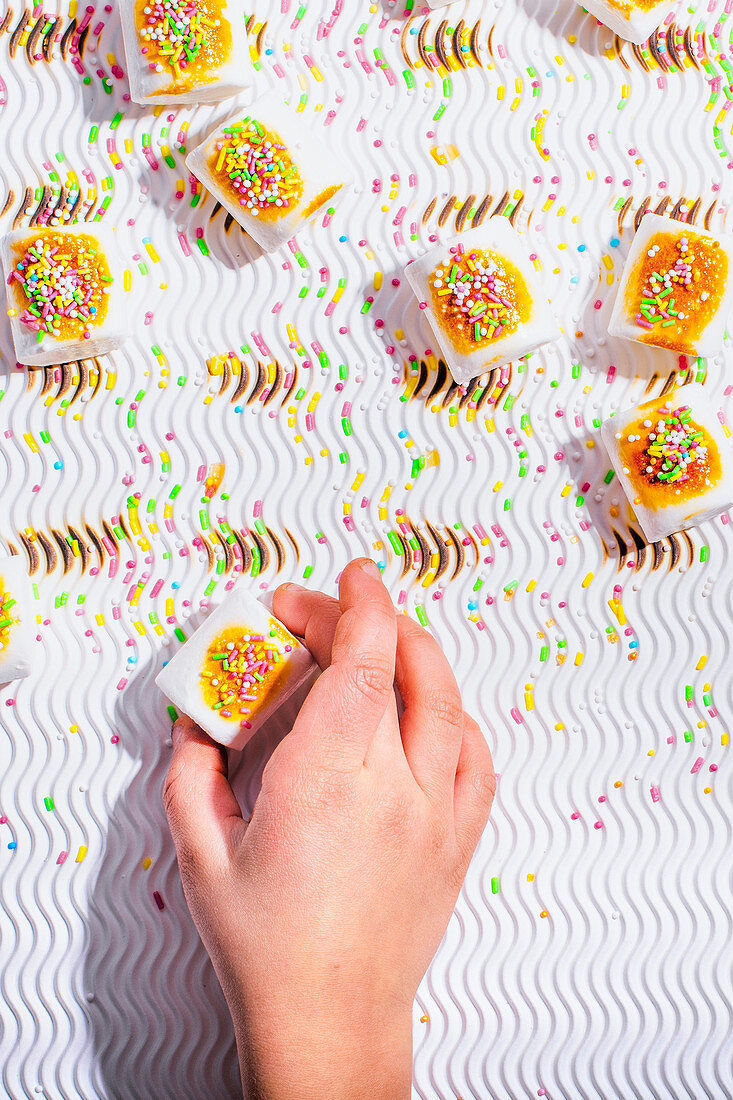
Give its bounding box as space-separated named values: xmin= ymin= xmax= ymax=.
xmin=610 ymin=237 xmax=620 ymax=247
xmin=468 ymin=601 xmax=478 ymax=611
xmin=570 ymin=276 xmax=579 ymax=284
xmin=54 ymin=461 xmax=63 ymax=470
xmin=398 ymin=430 xmax=408 ymax=438
xmin=577 ymin=244 xmax=586 ymax=252
xmin=339 ymin=235 xmax=348 ymax=243
xmin=171 ymin=581 xmax=180 ymax=589
xmin=234 ymin=405 xmax=243 ymax=413
xmin=629 ymin=640 xmax=639 ymax=649
xmin=8 ymin=841 xmax=17 ymax=850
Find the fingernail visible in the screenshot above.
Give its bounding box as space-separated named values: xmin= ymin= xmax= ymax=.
xmin=360 ymin=559 xmax=382 ymax=580
xmin=278 ymin=581 xmax=305 ymax=593
xmin=171 ymin=719 xmax=183 ymax=748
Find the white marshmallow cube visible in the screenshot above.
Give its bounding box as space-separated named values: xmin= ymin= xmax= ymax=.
xmin=1 ymin=223 xmax=125 ymax=368
xmin=578 ymin=0 xmax=680 ymax=45
xmin=120 ymin=0 xmax=251 ymax=105
xmin=601 ymin=383 xmax=733 ymax=542
xmin=608 ymin=213 xmax=733 ymax=359
xmin=404 ymin=219 xmax=558 ymax=387
xmin=186 ymin=95 xmax=351 ymax=253
xmin=156 ymin=587 xmax=317 ymax=750
xmin=0 ymin=556 xmax=35 ymax=683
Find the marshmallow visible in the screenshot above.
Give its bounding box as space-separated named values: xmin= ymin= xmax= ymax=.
xmin=119 ymin=0 xmax=251 ymax=105
xmin=404 ymin=219 xmax=558 ymax=386
xmin=578 ymin=0 xmax=680 ymax=45
xmin=1 ymin=224 xmax=125 ymax=368
xmin=601 ymin=383 xmax=733 ymax=542
xmin=186 ymin=95 xmax=351 ymax=253
xmin=0 ymin=556 xmax=35 ymax=683
xmin=156 ymin=588 xmax=317 ymax=749
xmin=609 ymin=213 xmax=733 ymax=358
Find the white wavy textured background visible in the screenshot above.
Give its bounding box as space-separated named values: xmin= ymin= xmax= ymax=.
xmin=0 ymin=0 xmax=731 ymax=1097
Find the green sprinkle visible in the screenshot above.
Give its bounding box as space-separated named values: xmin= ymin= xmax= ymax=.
xmin=174 ymin=628 xmax=186 ymax=643
xmin=167 ymin=705 xmax=178 ymax=722
xmin=491 ymin=877 xmax=500 ymax=894
xmin=44 ymin=797 xmax=54 ymax=812
xmin=415 ymin=605 xmax=428 ymax=628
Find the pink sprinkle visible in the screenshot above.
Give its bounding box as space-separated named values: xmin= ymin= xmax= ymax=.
xmin=571 ymin=811 xmax=580 ymax=820
xmin=153 ymin=891 xmax=165 ymax=911
xmin=510 ymin=707 xmax=523 ymax=724
xmin=57 ymin=851 xmax=68 ymax=865
xmin=594 ymin=821 xmax=603 ymax=829
xmin=691 ymin=757 xmax=704 ymax=774
xmin=650 ymin=786 xmax=661 ymax=803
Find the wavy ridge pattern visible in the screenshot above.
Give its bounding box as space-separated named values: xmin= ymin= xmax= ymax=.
xmin=0 ymin=0 xmax=731 ymax=1097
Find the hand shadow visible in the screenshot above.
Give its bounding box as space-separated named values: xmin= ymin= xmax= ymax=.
xmin=82 ymin=641 xmax=315 ymax=1100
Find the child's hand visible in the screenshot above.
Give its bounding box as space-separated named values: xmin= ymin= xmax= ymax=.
xmin=163 ymin=558 xmax=495 ymax=1100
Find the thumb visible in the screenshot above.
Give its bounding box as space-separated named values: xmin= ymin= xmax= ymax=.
xmin=162 ymin=716 xmax=245 ymax=881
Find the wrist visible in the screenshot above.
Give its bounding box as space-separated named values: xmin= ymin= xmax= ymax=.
xmin=233 ymin=991 xmax=413 ymax=1100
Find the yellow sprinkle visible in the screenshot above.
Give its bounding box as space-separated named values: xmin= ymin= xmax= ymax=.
xmin=23 ymin=433 xmax=39 ymax=453
xmin=608 ymin=599 xmax=626 ymax=625
xmin=561 ymin=483 xmax=572 ymax=497
xmin=142 ymin=856 xmax=152 ymax=870
xmin=527 ymin=873 xmax=535 ymax=882
xmin=648 ymin=749 xmax=655 ymax=756
xmin=351 ymin=472 xmax=365 ymax=491
xmin=704 ymin=682 xmax=711 ymax=693
xmin=373 ymin=272 xmax=382 ymax=291
xmin=134 ymin=620 xmax=146 ymax=635
xmin=581 ymin=572 xmax=593 ymax=588
xmin=493 ymin=481 xmax=503 ymax=492
xmin=526 ymin=579 xmax=536 ymax=592
xmin=75 ymin=846 xmax=87 ymax=863
xmin=420 ymin=1014 xmax=429 ymax=1023
xmin=555 ymin=722 xmax=564 ymax=731
xmin=575 ymin=652 xmax=584 ymax=666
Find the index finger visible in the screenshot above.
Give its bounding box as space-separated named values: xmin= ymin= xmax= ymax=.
xmin=293 ymin=558 xmax=398 ymax=759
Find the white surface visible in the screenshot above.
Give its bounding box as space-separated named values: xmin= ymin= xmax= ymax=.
xmin=186 ymin=93 xmax=352 ymax=251
xmin=0 ymin=1 xmax=731 ymax=1099
xmin=156 ymin=587 xmax=317 ymax=748
xmin=608 ymin=212 xmax=733 ymax=358
xmin=0 ymin=223 xmax=125 ymax=367
xmin=119 ymin=0 xmax=252 ymax=105
xmin=404 ymin=219 xmax=558 ymax=385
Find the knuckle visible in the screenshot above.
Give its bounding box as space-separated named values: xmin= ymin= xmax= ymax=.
xmin=424 ymin=689 xmax=464 ymax=731
xmin=346 ymin=655 xmax=394 ymax=706
xmin=471 ymin=762 xmax=497 ymax=808
xmin=379 ymin=788 xmax=418 ymax=836
xmin=161 ymin=758 xmax=185 ymax=822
